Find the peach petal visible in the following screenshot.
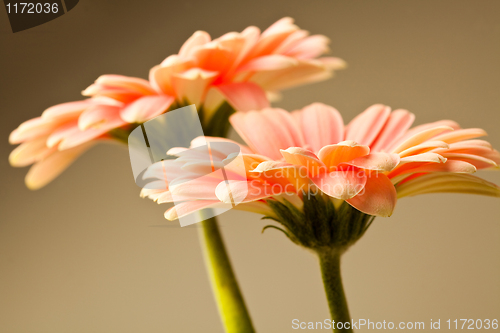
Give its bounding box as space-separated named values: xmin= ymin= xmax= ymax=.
xmin=345 ymin=152 xmax=400 ymax=172
xmin=280 ymin=147 xmax=324 ymax=170
xmin=346 ymin=173 xmax=397 ymax=217
xmin=178 ymin=31 xmax=211 ymax=59
xmin=390 ymin=126 xmax=455 ymax=154
xmin=398 ymin=140 xmax=449 ymax=157
xmin=238 ymin=54 xmax=298 ymax=72
xmin=9 ymin=136 xmax=55 ymax=167
xmin=171 ymin=68 xmax=218 ymax=106
xmin=396 ymin=173 xmax=500 ymax=198
xmin=317 ymin=141 xmax=370 ymax=169
xmin=432 ymin=128 xmax=487 ymax=144
xmin=25 ymin=142 xmax=95 ymax=190
xmin=9 ymin=117 xmax=58 ymax=144
xmin=440 ymin=153 xmax=498 ymax=170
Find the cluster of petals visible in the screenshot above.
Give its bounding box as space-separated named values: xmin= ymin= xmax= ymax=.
xmin=141 ymin=103 xmax=500 ymax=220
xmin=9 ymin=17 xmax=343 ymax=190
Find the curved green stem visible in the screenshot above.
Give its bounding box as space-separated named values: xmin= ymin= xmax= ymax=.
xmin=198 ymin=212 xmax=255 ymax=333
xmin=318 ymin=250 xmax=353 ymax=333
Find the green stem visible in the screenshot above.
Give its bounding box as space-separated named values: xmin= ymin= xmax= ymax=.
xmin=198 ymin=212 xmax=255 ymax=333
xmin=318 ymin=250 xmax=353 ymax=333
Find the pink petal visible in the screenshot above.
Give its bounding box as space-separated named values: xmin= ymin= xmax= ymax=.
xmin=317 ymin=141 xmax=370 ymax=169
xmin=347 ymin=173 xmax=397 ymax=217
xmin=311 ymin=166 xmax=367 ymax=200
xmin=296 ymin=103 xmax=344 ymax=152
xmin=345 ymin=104 xmax=391 ymax=146
xmin=9 ymin=117 xmax=58 ymax=144
xmin=370 ymin=109 xmax=415 ymax=152
xmin=41 ymin=100 xmax=92 ymax=121
xmin=230 ymin=108 xmax=304 ymax=159
xmin=217 ymin=82 xmax=270 ymax=112
xmin=78 ymin=104 xmax=121 ymax=130
xmin=284 ymin=35 xmax=330 ymax=59
xmin=120 ymin=95 xmax=174 ymax=123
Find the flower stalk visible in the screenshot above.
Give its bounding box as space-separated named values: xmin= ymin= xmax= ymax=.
xmin=317 ymin=249 xmax=352 ymax=333
xmin=198 ymin=212 xmax=255 ymax=333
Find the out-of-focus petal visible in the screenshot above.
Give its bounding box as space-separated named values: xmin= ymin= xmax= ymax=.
xmin=171 ymin=68 xmax=218 ymax=106
xmin=120 ymin=95 xmax=174 ymax=123
xmin=217 ymin=82 xmax=270 ymax=112
xmin=9 ymin=136 xmax=55 ymax=167
xmin=25 ymin=142 xmax=95 ymax=190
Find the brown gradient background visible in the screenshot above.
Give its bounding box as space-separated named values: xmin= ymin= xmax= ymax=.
xmin=1 ymin=1 xmax=499 ymax=332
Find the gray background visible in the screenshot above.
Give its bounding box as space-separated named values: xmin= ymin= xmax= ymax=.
xmin=1 ymin=0 xmax=499 ymax=332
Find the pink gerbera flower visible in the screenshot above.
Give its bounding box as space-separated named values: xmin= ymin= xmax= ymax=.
xmin=142 ymin=103 xmax=500 ymax=220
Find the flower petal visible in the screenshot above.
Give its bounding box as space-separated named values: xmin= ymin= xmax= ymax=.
xmin=311 ymin=166 xmax=367 ymax=200
xmin=230 ymin=108 xmax=304 ymax=159
xmin=370 ymin=109 xmax=415 ymax=152
xmin=120 ymin=95 xmax=174 ymax=123
xmin=345 ymin=104 xmax=391 ymax=146
xmin=25 ymin=142 xmax=95 ymax=190
xmin=295 ymin=103 xmax=344 ymax=152
xmin=344 ymin=152 xmax=400 ymax=172
xmin=217 ymin=82 xmax=270 ymax=112
xmin=317 ymin=141 xmax=370 ymax=169
xmin=396 ymin=173 xmax=500 ymax=198
xmin=347 ymin=173 xmax=397 ymax=217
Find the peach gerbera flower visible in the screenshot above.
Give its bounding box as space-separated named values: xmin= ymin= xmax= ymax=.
xmin=10 ymin=18 xmax=343 ymax=190
xmin=142 ymin=103 xmax=500 ymax=220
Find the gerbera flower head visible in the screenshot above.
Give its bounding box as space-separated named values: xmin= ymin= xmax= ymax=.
xmin=10 ymin=17 xmax=344 ymax=190
xmin=142 ymin=103 xmax=500 ymax=250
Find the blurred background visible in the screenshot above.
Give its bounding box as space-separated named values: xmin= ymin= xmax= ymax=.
xmin=1 ymin=0 xmax=499 ymax=332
